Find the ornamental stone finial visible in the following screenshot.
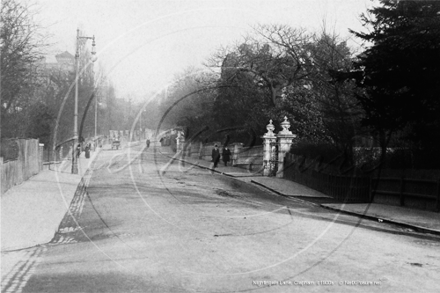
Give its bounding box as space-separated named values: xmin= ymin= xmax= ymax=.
xmin=264 ymin=119 xmax=275 ymax=137
xmin=279 ymin=116 xmax=293 ymax=135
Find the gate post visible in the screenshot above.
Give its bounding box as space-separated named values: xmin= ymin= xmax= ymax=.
xmin=262 ymin=120 xmax=277 ymax=176
xmin=59 ymin=146 xmax=64 ymax=161
xmin=276 ymin=116 xmax=296 ymax=178
xmin=176 ymin=130 xmax=185 ymax=152
xmin=39 ymin=143 xmax=44 ymax=171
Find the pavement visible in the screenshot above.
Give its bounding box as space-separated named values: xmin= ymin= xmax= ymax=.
xmin=1 ymin=148 xmax=101 ymax=252
xmin=166 ymin=147 xmax=440 ymax=236
xmin=1 ymin=143 xmax=439 ymax=253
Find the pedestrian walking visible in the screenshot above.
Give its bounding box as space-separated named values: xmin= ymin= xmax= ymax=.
xmin=146 ymin=139 xmax=150 ymax=148
xmin=76 ymin=144 xmax=81 ymax=158
xmin=222 ymin=146 xmax=231 ymax=166
xmin=211 ymin=144 xmax=220 ymax=168
xmin=85 ymin=143 xmax=90 ymax=159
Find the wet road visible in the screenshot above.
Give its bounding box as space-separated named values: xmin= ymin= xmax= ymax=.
xmin=3 ymin=145 xmax=440 ymax=292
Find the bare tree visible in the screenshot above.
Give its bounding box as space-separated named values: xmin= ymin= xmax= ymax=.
xmin=1 ymin=0 xmax=48 ymax=113
xmin=208 ymin=24 xmax=314 ymax=107
xmin=1 ymin=0 xmax=50 ymax=140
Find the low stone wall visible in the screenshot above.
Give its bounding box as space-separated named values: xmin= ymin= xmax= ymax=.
xmin=183 ymin=141 xmax=263 ymax=171
xmin=232 ymin=145 xmax=263 ymax=171
xmin=198 ymin=142 xmax=221 ymax=161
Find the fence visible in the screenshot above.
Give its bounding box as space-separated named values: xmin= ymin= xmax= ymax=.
xmin=283 ymin=153 xmax=371 ymax=203
xmin=45 ymin=135 xmax=111 ymax=166
xmin=1 ymin=139 xmax=44 ymax=195
xmin=44 ymin=143 xmax=72 ymax=163
xmin=284 ymin=153 xmax=440 ymax=210
xmin=372 ymin=177 xmax=440 ymax=212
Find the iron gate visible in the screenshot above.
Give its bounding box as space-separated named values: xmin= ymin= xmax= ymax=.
xmin=268 ymin=141 xmax=278 ymax=177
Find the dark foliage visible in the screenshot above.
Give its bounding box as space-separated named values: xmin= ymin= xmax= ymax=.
xmin=290 ymin=141 xmax=341 ymax=163
xmin=0 ymin=139 xmax=19 ymax=162
xmin=349 ymin=0 xmax=440 ymax=167
xmin=26 ymin=103 xmax=55 ymax=145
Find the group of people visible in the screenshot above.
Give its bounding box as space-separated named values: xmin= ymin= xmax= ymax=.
xmin=76 ymin=142 xmax=92 ymax=159
xmin=211 ymin=145 xmax=232 ymax=168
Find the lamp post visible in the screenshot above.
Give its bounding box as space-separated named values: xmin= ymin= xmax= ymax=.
xmin=93 ymin=93 xmax=99 ymax=151
xmin=72 ymin=28 xmax=96 ymax=174
xmin=140 ymin=109 xmax=146 ymax=140
xmin=95 ymin=91 xmax=99 ymax=145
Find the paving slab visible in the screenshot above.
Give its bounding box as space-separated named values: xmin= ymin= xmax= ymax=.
xmin=251 ymin=177 xmax=330 ymax=198
xmin=1 ymin=148 xmax=101 ymax=252
xmin=321 ymin=203 xmax=440 ymax=235
xmin=222 ymin=172 xmax=262 ymax=177
xmin=1 ymin=170 xmax=81 ymax=251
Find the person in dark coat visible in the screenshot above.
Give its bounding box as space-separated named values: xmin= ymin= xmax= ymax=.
xmin=146 ymin=139 xmax=150 ymax=148
xmin=85 ymin=143 xmax=90 ymax=159
xmin=211 ymin=144 xmax=220 ymax=168
xmin=76 ymin=144 xmax=81 ymax=158
xmin=222 ymin=146 xmax=232 ymax=166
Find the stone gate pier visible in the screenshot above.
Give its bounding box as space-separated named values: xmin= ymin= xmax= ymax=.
xmin=262 ymin=117 xmax=296 ymax=177
xmin=262 ymin=120 xmax=277 ymax=176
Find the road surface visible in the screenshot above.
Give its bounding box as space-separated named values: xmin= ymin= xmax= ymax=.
xmin=2 ymin=144 xmax=440 ymax=292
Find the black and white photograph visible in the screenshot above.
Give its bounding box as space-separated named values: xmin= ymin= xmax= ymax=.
xmin=1 ymin=0 xmax=440 ymax=292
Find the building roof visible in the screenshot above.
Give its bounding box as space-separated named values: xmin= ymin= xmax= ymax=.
xmin=55 ymin=51 xmax=74 ymax=59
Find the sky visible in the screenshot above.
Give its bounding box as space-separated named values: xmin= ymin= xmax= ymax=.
xmin=37 ymin=0 xmax=374 ymax=102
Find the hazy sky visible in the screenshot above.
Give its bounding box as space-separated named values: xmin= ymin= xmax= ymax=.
xmin=38 ymin=0 xmax=374 ymax=101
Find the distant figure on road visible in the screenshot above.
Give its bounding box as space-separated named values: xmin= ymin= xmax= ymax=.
xmin=222 ymin=146 xmax=231 ymax=166
xmin=76 ymin=144 xmax=81 ymax=158
xmin=211 ymin=144 xmax=220 ymax=168
xmin=146 ymin=139 xmax=150 ymax=148
xmin=85 ymin=143 xmax=90 ymax=159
